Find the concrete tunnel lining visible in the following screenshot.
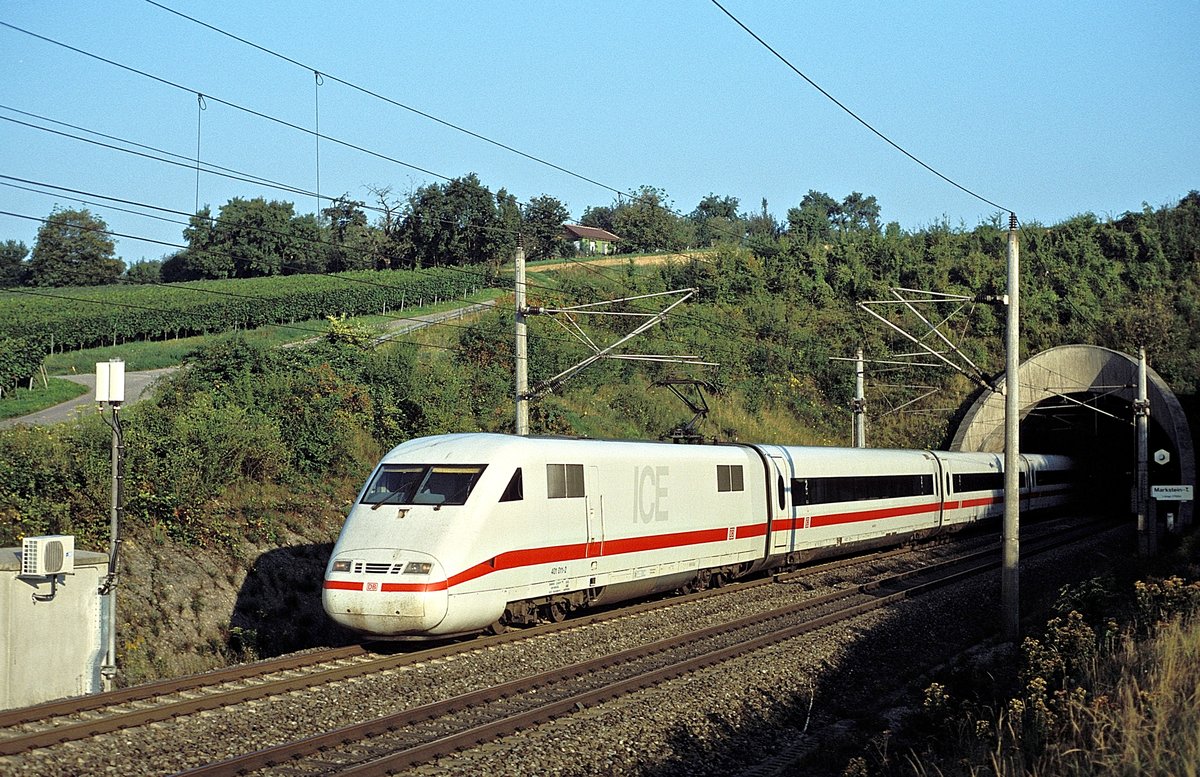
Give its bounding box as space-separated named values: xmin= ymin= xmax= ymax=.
xmin=949 ymin=344 xmax=1195 ymax=529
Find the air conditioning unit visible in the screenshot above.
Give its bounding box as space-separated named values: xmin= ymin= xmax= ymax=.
xmin=20 ymin=535 xmax=75 ymax=577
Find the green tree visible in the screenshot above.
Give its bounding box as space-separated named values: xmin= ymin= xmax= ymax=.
xmin=840 ymin=191 xmax=881 ymax=234
xmin=172 ymin=207 xmax=233 ymax=280
xmin=322 ymin=196 xmax=379 ymax=272
xmin=215 ymin=197 xmax=305 ymax=278
xmin=0 ymin=240 xmax=28 ymax=286
xmin=744 ymin=198 xmax=780 ymax=256
xmin=786 ymin=191 xmax=839 ymax=244
xmin=401 ymin=173 xmax=511 ymax=270
xmin=522 ymin=194 xmax=570 ymax=260
xmin=580 ymin=204 xmax=617 ymax=234
xmin=125 ymin=259 xmax=163 ymax=284
xmin=610 ymin=186 xmax=685 ymax=253
xmin=283 ymin=213 xmax=330 ymax=275
xmin=27 ymin=208 xmax=123 ymax=287
xmin=177 ymin=198 xmax=328 ymax=279
xmin=689 ymin=194 xmax=742 ymax=247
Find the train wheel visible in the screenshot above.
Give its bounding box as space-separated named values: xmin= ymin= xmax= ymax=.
xmin=486 ymin=617 xmax=507 ymax=635
xmin=541 ymin=600 xmax=568 ymax=623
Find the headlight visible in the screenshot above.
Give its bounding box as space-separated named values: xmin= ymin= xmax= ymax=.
xmin=403 ymin=562 xmax=432 ymax=575
xmin=331 ymin=560 xmax=352 ymax=573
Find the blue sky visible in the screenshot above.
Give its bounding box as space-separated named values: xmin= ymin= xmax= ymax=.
xmin=1 ymin=1 xmax=1197 ymax=264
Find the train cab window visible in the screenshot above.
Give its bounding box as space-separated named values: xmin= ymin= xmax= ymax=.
xmin=361 ymin=464 xmax=486 ymax=507
xmin=499 ymin=468 xmax=524 ymax=502
xmin=547 ymin=463 xmax=585 ymax=499
xmin=717 ymin=464 xmax=744 ymax=492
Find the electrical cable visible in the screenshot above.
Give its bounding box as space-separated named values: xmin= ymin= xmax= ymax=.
xmin=0 ymin=173 xmax=590 ymax=315
xmin=0 ymin=203 xmax=619 ymax=352
xmin=709 ymin=0 xmax=1012 ymax=216
xmin=124 ymin=6 xmax=776 ymax=269
xmin=0 ymin=33 xmax=750 ymax=325
xmin=141 ymin=0 xmax=629 ymax=202
xmin=0 ymin=62 xmax=776 ymax=353
xmin=0 ymin=20 xmax=452 ymax=184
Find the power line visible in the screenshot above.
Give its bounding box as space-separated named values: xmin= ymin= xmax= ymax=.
xmin=127 ymin=5 xmax=775 ymax=267
xmin=0 ymin=104 xmax=311 ymax=200
xmin=0 ymin=28 xmax=761 ymax=347
xmin=0 ymin=23 xmax=751 ymax=298
xmin=709 ymin=0 xmax=1011 ymax=216
xmin=0 ymin=20 xmax=452 ymax=183
xmin=0 ymin=199 xmax=649 ymax=353
xmin=141 ymin=0 xmax=630 ymax=202
xmin=0 ymin=175 xmax=584 ymax=315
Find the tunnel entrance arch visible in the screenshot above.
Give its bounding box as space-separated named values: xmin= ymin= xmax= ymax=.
xmin=949 ymin=344 xmax=1194 ymax=530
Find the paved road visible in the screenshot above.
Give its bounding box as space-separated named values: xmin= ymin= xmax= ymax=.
xmin=0 ymin=367 xmax=178 ymax=428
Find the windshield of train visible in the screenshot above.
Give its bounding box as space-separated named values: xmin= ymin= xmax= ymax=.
xmin=362 ymin=464 xmax=487 ymax=507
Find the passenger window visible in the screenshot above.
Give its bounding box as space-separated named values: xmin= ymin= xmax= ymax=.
xmin=717 ymin=464 xmax=744 ymax=492
xmin=547 ymin=463 xmax=585 ymax=498
xmin=500 ymin=468 xmax=524 ymax=502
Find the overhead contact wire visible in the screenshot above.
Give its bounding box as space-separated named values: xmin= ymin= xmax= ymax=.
xmin=709 ymin=0 xmax=1011 ymax=215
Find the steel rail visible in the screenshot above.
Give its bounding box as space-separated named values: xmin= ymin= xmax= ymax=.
xmin=0 ymin=521 xmax=1083 ymax=761
xmin=0 ymin=543 xmax=910 ymax=756
xmin=177 ymin=523 xmax=1104 ymax=776
xmin=0 ymin=644 xmax=370 ymax=730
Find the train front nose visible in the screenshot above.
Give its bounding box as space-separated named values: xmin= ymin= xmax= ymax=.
xmin=322 ymin=550 xmax=448 ymax=637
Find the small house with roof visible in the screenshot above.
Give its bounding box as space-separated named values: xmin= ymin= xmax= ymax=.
xmin=562 ymin=224 xmax=620 ymax=256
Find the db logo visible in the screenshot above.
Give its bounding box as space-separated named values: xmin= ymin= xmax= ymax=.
xmin=365 ymin=581 xmax=379 ymax=592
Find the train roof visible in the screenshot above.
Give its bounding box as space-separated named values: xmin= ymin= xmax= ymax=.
xmin=377 ymin=433 xmax=753 ymax=465
xmin=375 ymin=433 xmax=1074 ymax=468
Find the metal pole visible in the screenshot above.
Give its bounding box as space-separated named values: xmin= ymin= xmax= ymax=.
xmin=1001 ymin=213 xmax=1021 ymax=642
xmin=853 ymin=348 xmax=866 ymax=448
xmin=101 ymin=403 xmax=122 ymax=691
xmin=514 ymin=240 xmax=529 ymax=436
xmin=1136 ymin=346 xmax=1152 ymax=556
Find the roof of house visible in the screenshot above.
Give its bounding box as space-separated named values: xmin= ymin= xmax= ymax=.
xmin=562 ymin=223 xmax=620 ymax=242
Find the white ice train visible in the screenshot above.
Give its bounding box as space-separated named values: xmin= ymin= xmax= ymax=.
xmin=322 ymin=433 xmax=1076 ymax=638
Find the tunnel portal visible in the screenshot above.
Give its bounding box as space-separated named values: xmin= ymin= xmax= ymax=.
xmin=949 ymin=344 xmax=1194 ymax=530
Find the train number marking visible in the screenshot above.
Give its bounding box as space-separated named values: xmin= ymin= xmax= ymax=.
xmin=550 ymin=566 xmax=568 ymax=576
xmin=635 ymin=466 xmax=669 ymax=523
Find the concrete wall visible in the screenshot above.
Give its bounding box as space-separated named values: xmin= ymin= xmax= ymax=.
xmin=0 ymin=548 xmax=109 ymax=710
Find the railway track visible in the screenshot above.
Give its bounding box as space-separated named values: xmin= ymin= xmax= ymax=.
xmin=0 ymin=539 xmax=919 ymax=759
xmin=0 ymin=518 xmax=1099 ymax=775
xmin=177 ymin=522 xmax=1096 ymax=776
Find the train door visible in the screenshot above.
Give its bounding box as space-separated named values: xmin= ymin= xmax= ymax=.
xmin=769 ymin=454 xmax=794 ymax=552
xmin=586 ymin=466 xmax=604 ymax=557
xmin=930 ymin=452 xmax=947 ymax=530
xmin=1020 ymin=456 xmax=1032 ymax=512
